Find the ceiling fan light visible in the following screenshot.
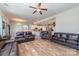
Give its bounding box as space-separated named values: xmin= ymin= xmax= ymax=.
xmin=37 ymin=9 xmax=41 ymax=12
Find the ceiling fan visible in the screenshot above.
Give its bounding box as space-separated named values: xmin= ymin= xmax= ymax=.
xmin=29 ymin=3 xmax=47 ymax=15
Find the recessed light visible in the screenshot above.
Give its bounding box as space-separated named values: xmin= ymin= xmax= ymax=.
xmin=16 ymin=23 xmax=22 ymax=25
xmin=12 ymin=18 xmax=26 ymax=23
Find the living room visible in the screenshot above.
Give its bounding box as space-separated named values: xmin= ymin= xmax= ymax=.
xmin=0 ymin=2 xmax=79 ymax=56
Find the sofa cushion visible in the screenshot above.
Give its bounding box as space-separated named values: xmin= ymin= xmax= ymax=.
xmin=69 ymin=35 xmax=78 ymax=40
xmin=16 ymin=32 xmax=24 ymax=36
xmin=62 ymin=34 xmax=67 ymax=38
xmin=27 ymin=31 xmax=32 ymax=35
xmin=15 ymin=38 xmax=25 ymax=42
xmin=57 ymin=34 xmax=60 ymax=37
xmin=24 ymin=32 xmax=27 ymax=35
xmin=58 ymin=38 xmax=66 ymax=42
xmin=67 ymin=40 xmax=77 ymax=44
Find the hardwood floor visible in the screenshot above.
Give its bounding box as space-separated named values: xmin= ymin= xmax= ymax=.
xmin=18 ymin=39 xmax=79 ymax=56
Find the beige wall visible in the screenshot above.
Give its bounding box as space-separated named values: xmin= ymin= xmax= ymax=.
xmin=36 ymin=6 xmax=79 ymax=33
xmin=54 ymin=6 xmax=79 ymax=33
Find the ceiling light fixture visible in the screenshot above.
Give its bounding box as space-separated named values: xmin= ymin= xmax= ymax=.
xmin=16 ymin=23 xmax=22 ymax=25
xmin=12 ymin=18 xmax=26 ymax=23
xmin=29 ymin=3 xmax=47 ymax=15
xmin=36 ymin=9 xmax=41 ymax=12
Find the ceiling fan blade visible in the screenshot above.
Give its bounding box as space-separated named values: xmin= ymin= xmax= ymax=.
xmin=39 ymin=11 xmax=42 ymax=14
xmin=33 ymin=10 xmax=37 ymax=14
xmin=38 ymin=3 xmax=41 ymax=7
xmin=29 ymin=6 xmax=37 ymax=9
xmin=41 ymin=8 xmax=47 ymax=11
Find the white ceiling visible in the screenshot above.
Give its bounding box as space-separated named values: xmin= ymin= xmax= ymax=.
xmin=0 ymin=3 xmax=79 ymax=24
